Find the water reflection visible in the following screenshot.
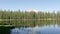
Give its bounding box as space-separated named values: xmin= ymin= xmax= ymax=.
xmin=11 ymin=27 xmax=40 ymax=34
xmin=10 ymin=24 xmax=60 ymax=34
xmin=1 ymin=20 xmax=60 ymax=34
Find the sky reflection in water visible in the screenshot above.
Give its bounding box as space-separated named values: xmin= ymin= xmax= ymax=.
xmin=11 ymin=24 xmax=60 ymax=34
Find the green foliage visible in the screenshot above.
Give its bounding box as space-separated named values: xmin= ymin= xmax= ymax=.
xmin=0 ymin=10 xmax=60 ymax=27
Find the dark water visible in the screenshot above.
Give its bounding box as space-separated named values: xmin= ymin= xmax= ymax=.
xmin=0 ymin=20 xmax=60 ymax=34
xmin=10 ymin=24 xmax=60 ymax=34
xmin=0 ymin=26 xmax=14 ymax=34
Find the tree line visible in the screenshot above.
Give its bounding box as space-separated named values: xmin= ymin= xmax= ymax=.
xmin=0 ymin=10 xmax=60 ymax=27
xmin=0 ymin=10 xmax=60 ymax=19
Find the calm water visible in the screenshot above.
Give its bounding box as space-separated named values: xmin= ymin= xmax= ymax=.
xmin=0 ymin=20 xmax=60 ymax=34
xmin=10 ymin=24 xmax=60 ymax=34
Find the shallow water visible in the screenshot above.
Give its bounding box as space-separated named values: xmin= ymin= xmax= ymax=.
xmin=10 ymin=24 xmax=60 ymax=34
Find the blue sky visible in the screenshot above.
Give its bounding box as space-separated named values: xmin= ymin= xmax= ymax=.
xmin=0 ymin=0 xmax=60 ymax=12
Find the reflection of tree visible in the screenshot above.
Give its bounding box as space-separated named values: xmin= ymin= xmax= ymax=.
xmin=0 ymin=10 xmax=60 ymax=27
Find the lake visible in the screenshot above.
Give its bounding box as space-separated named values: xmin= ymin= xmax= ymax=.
xmin=10 ymin=24 xmax=60 ymax=34
xmin=0 ymin=20 xmax=60 ymax=34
